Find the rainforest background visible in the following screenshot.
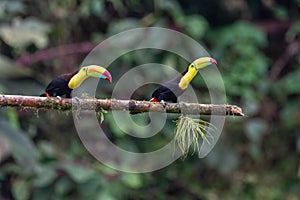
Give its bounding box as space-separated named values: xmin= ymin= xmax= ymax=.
xmin=0 ymin=0 xmax=299 ymax=199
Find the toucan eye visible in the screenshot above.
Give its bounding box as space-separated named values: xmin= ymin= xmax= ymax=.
xmin=82 ymin=67 xmax=88 ymax=75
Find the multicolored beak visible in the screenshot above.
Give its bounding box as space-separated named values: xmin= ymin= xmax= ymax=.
xmin=210 ymin=58 xmax=217 ymax=65
xmin=193 ymin=57 xmax=217 ymax=70
xmin=86 ymin=65 xmax=112 ymax=83
xmin=101 ymin=70 xmax=113 ymax=83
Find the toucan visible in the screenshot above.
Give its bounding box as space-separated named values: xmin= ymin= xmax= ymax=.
xmin=150 ymin=57 xmax=217 ymax=103
xmin=40 ymin=65 xmax=112 ymax=98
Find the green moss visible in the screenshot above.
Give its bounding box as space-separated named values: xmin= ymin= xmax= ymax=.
xmin=96 ymin=108 xmax=107 ymax=124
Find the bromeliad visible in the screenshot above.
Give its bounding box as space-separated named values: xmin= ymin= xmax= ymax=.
xmin=40 ymin=65 xmax=112 ymax=98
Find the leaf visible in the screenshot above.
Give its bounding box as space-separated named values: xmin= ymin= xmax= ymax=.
xmin=159 ymin=0 xmax=183 ymax=19
xmin=33 ymin=165 xmax=57 ymax=187
xmin=0 ymin=0 xmax=25 ymax=18
xmin=37 ymin=140 xmax=56 ymax=157
xmin=0 ymin=17 xmax=51 ymax=49
xmin=96 ymin=191 xmax=117 ymax=200
xmin=281 ymin=69 xmax=300 ymax=94
xmin=78 ymin=178 xmax=101 ymax=199
xmin=107 ymin=18 xmax=141 ymax=35
xmin=32 ymin=187 xmax=52 ymax=200
xmin=0 ymin=134 xmax=11 ymax=162
xmin=12 ymin=179 xmax=30 ymax=200
xmin=185 ymin=15 xmax=208 ymax=39
xmin=273 ymin=6 xmax=288 ymax=20
xmin=0 ymin=119 xmax=38 ymax=172
xmin=61 ymin=163 xmax=95 ymax=183
xmin=0 ymin=55 xmax=31 ymax=78
xmin=280 ymin=100 xmax=299 ymax=128
xmin=207 ymin=21 xmax=267 ymax=48
xmin=286 ymin=20 xmax=300 ymax=42
xmin=7 ymin=107 xmax=20 ymax=129
xmin=54 ymin=177 xmax=73 ymax=196
xmin=121 ymin=173 xmax=142 ymax=189
xmin=80 ymin=0 xmax=103 ymax=17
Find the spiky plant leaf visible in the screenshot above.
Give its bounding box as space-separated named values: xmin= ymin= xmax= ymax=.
xmin=174 ymin=115 xmax=217 ymax=158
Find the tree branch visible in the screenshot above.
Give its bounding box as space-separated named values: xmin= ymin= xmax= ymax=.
xmin=0 ymin=95 xmax=244 ymax=116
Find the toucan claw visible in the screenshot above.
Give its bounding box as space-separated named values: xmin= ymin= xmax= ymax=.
xmin=160 ymin=100 xmax=167 ymax=109
xmin=56 ymin=96 xmax=62 ymax=104
xmin=72 ymin=96 xmax=82 ymax=122
xmin=74 ymin=96 xmax=81 ymax=104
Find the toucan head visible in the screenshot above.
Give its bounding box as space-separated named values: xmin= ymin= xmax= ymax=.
xmin=178 ymin=57 xmax=217 ymax=90
xmin=68 ymin=65 xmax=112 ymax=89
xmin=188 ymin=57 xmax=217 ymax=72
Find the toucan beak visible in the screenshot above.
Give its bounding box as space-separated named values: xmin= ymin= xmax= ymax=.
xmin=87 ymin=66 xmax=112 ymax=83
xmin=194 ymin=57 xmax=218 ymax=70
xmin=103 ymin=70 xmax=112 ymax=83
xmin=210 ymin=58 xmax=217 ymax=65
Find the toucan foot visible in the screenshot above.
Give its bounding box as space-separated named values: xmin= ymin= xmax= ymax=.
xmin=160 ymin=100 xmax=167 ymax=108
xmin=74 ymin=96 xmax=81 ymax=104
xmin=72 ymin=97 xmax=82 ymax=121
xmin=56 ymin=96 xmax=62 ymax=104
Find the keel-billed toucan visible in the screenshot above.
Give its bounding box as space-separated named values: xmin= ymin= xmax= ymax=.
xmin=150 ymin=57 xmax=217 ymax=103
xmin=40 ymin=65 xmax=112 ymax=98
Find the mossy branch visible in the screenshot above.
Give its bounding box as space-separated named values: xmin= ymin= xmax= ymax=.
xmin=0 ymin=94 xmax=244 ymax=116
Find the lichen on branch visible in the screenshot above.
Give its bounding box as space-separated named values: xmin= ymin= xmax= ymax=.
xmin=0 ymin=95 xmax=245 ymax=116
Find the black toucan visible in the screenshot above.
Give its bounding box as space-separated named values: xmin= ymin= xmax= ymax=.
xmin=150 ymin=57 xmax=217 ymax=103
xmin=40 ymin=65 xmax=112 ymax=98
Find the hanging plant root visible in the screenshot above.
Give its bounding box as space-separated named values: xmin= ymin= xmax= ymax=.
xmin=174 ymin=115 xmax=217 ymax=158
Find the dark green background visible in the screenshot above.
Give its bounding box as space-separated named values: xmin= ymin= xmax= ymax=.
xmin=0 ymin=0 xmax=299 ymax=199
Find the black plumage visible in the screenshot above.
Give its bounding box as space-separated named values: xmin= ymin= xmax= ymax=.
xmin=40 ymin=71 xmax=77 ymax=98
xmin=151 ymin=68 xmax=188 ymax=103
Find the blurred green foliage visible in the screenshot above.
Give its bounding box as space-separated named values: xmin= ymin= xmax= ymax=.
xmin=0 ymin=0 xmax=300 ymax=199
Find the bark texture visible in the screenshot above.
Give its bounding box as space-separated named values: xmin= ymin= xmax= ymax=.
xmin=0 ymin=95 xmax=244 ymax=116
